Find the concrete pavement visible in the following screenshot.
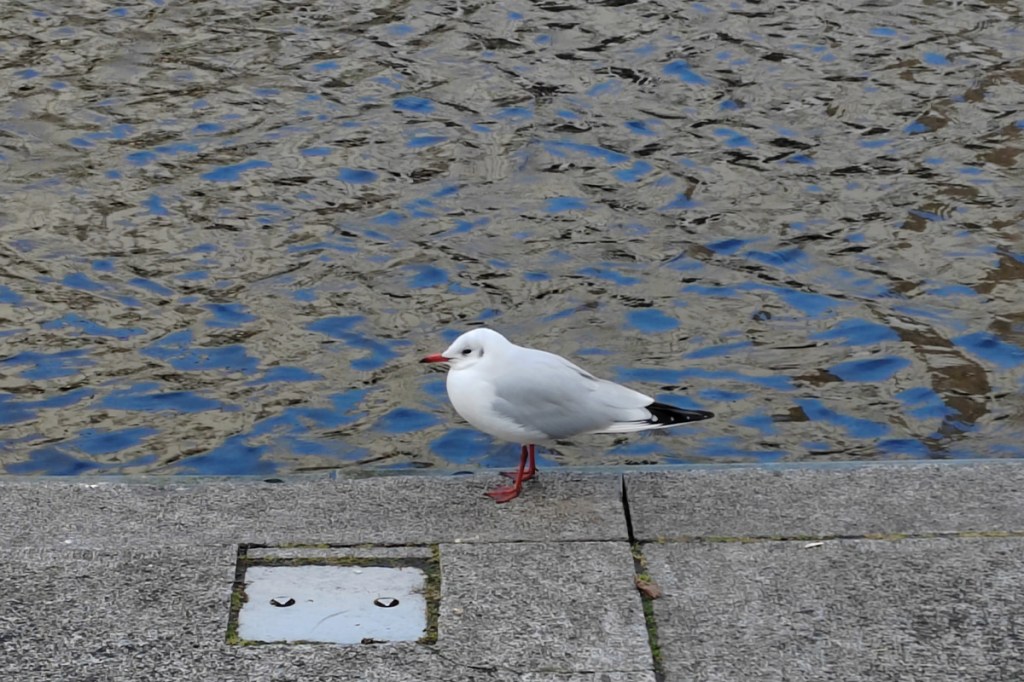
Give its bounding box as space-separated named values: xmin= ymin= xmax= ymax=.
xmin=2 ymin=460 xmax=1023 ymax=681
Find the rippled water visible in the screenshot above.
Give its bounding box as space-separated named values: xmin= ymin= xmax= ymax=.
xmin=1 ymin=0 xmax=1023 ymax=475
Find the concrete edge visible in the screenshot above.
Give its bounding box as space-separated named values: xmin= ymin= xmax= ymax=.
xmin=1 ymin=455 xmax=1018 ymax=485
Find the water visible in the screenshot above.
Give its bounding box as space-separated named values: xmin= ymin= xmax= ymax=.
xmin=1 ymin=0 xmax=1023 ymax=476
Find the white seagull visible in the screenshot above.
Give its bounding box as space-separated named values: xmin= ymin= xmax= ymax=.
xmin=421 ymin=328 xmax=713 ymax=502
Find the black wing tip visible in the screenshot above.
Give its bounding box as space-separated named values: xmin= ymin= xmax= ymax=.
xmin=647 ymin=401 xmax=714 ymax=425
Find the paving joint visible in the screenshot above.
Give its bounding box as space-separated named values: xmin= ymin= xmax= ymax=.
xmin=225 ymin=544 xmax=249 ymax=646
xmin=641 ymin=529 xmax=1024 ymax=544
xmin=630 ymin=542 xmax=664 ymax=681
xmin=620 ymin=474 xmax=637 ymax=543
xmin=622 ymin=475 xmax=663 ymax=679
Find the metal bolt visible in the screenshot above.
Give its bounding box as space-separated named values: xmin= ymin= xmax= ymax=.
xmin=270 ymin=596 xmax=296 ymax=607
xmin=373 ymin=597 xmax=399 ymax=608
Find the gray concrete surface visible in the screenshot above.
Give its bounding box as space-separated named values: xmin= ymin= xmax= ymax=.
xmin=625 ymin=460 xmax=1024 ymax=540
xmin=644 ymin=537 xmax=1024 ymax=681
xmin=0 ymin=473 xmax=627 ymax=549
xmin=1 ymin=461 xmax=1022 ymax=681
xmin=439 ymin=541 xmax=651 ymax=673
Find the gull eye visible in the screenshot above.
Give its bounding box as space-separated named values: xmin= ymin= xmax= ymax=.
xmin=461 ymin=348 xmax=472 ymax=355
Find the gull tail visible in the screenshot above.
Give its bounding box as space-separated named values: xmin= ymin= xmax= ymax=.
xmin=645 ymin=401 xmax=714 ymax=427
xmin=599 ymin=401 xmax=713 ymax=434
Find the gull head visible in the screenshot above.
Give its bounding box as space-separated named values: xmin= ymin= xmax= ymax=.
xmin=420 ymin=328 xmax=510 ymax=370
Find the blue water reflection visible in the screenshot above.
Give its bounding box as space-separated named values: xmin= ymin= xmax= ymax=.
xmin=429 ymin=428 xmax=495 ymax=464
xmin=626 ymin=309 xmax=679 ymax=334
xmin=7 ymin=447 xmax=156 ymax=475
xmin=143 ymin=331 xmax=259 ymax=373
xmin=375 ymin=408 xmax=440 ymax=434
xmin=0 ymin=395 xmax=37 ymax=426
xmin=43 ymin=313 xmax=145 ymax=339
xmin=1 ymin=0 xmax=1022 ymax=474
xmin=797 ymin=399 xmax=889 ymax=440
xmin=663 ymin=60 xmax=708 ymax=85
xmin=338 ymin=168 xmax=378 ymax=184
xmin=72 ymin=427 xmax=157 ymax=455
xmin=812 ymin=319 xmax=898 ymax=346
xmin=954 ymin=333 xmax=1024 ymax=369
xmin=3 ymin=350 xmax=95 ymax=380
xmin=0 ymin=285 xmax=22 ymax=304
xmin=896 ymin=388 xmax=955 ymax=421
xmin=101 ymin=383 xmax=230 ymax=413
xmin=205 ymin=303 xmax=257 ymax=328
xmin=201 ymin=160 xmax=271 ymax=182
xmin=258 ymin=366 xmax=323 ymax=383
xmin=178 ymin=436 xmax=276 ymax=476
xmin=693 ymin=436 xmax=784 ymax=461
xmin=393 ymin=96 xmax=434 ymax=113
xmin=306 ymin=318 xmax=402 ymax=371
xmin=829 ymin=356 xmax=911 ymax=382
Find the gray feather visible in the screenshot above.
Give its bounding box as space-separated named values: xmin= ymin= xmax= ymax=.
xmin=490 ymin=349 xmax=652 ymax=439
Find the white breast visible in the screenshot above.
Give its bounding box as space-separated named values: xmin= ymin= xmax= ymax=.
xmin=446 ymin=367 xmax=548 ymax=443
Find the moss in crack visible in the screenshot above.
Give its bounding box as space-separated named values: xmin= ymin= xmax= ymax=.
xmin=631 ymin=541 xmax=663 ymax=678
xmin=859 ymin=532 xmax=908 ymax=541
xmin=225 ymin=545 xmax=250 ymax=645
xmin=418 ymin=544 xmax=441 ymax=645
xmin=642 ymin=593 xmax=662 ymax=671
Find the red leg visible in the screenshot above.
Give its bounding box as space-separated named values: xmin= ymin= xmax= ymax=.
xmin=501 ymin=444 xmax=537 ymax=481
xmin=486 ymin=445 xmax=531 ymax=503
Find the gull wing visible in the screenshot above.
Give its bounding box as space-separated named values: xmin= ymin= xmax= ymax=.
xmin=489 ymin=349 xmax=654 ymax=440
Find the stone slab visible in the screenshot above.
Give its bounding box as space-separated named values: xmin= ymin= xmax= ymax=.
xmin=644 ymin=536 xmax=1024 ymax=681
xmin=0 ymin=543 xmax=653 ymax=681
xmin=2 ymin=545 xmax=237 ymax=681
xmin=0 ymin=473 xmax=626 ymax=550
xmin=438 ymin=541 xmax=653 ymax=675
xmin=626 ymin=461 xmax=1024 ymax=540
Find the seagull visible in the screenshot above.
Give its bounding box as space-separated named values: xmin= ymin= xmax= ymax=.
xmin=421 ymin=328 xmax=713 ymax=502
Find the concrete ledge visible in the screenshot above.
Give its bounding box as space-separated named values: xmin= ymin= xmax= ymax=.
xmin=0 ymin=472 xmax=626 ymax=549
xmin=625 ymin=460 xmax=1024 ymax=540
xmin=2 ymin=461 xmax=1023 ymax=680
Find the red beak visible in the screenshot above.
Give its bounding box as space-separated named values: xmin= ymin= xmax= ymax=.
xmin=420 ymin=353 xmax=448 ymax=364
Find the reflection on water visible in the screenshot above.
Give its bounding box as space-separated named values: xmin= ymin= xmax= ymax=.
xmin=1 ymin=0 xmax=1023 ymax=475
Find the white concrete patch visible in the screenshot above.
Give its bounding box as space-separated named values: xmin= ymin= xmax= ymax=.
xmin=238 ymin=565 xmax=427 ymax=644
